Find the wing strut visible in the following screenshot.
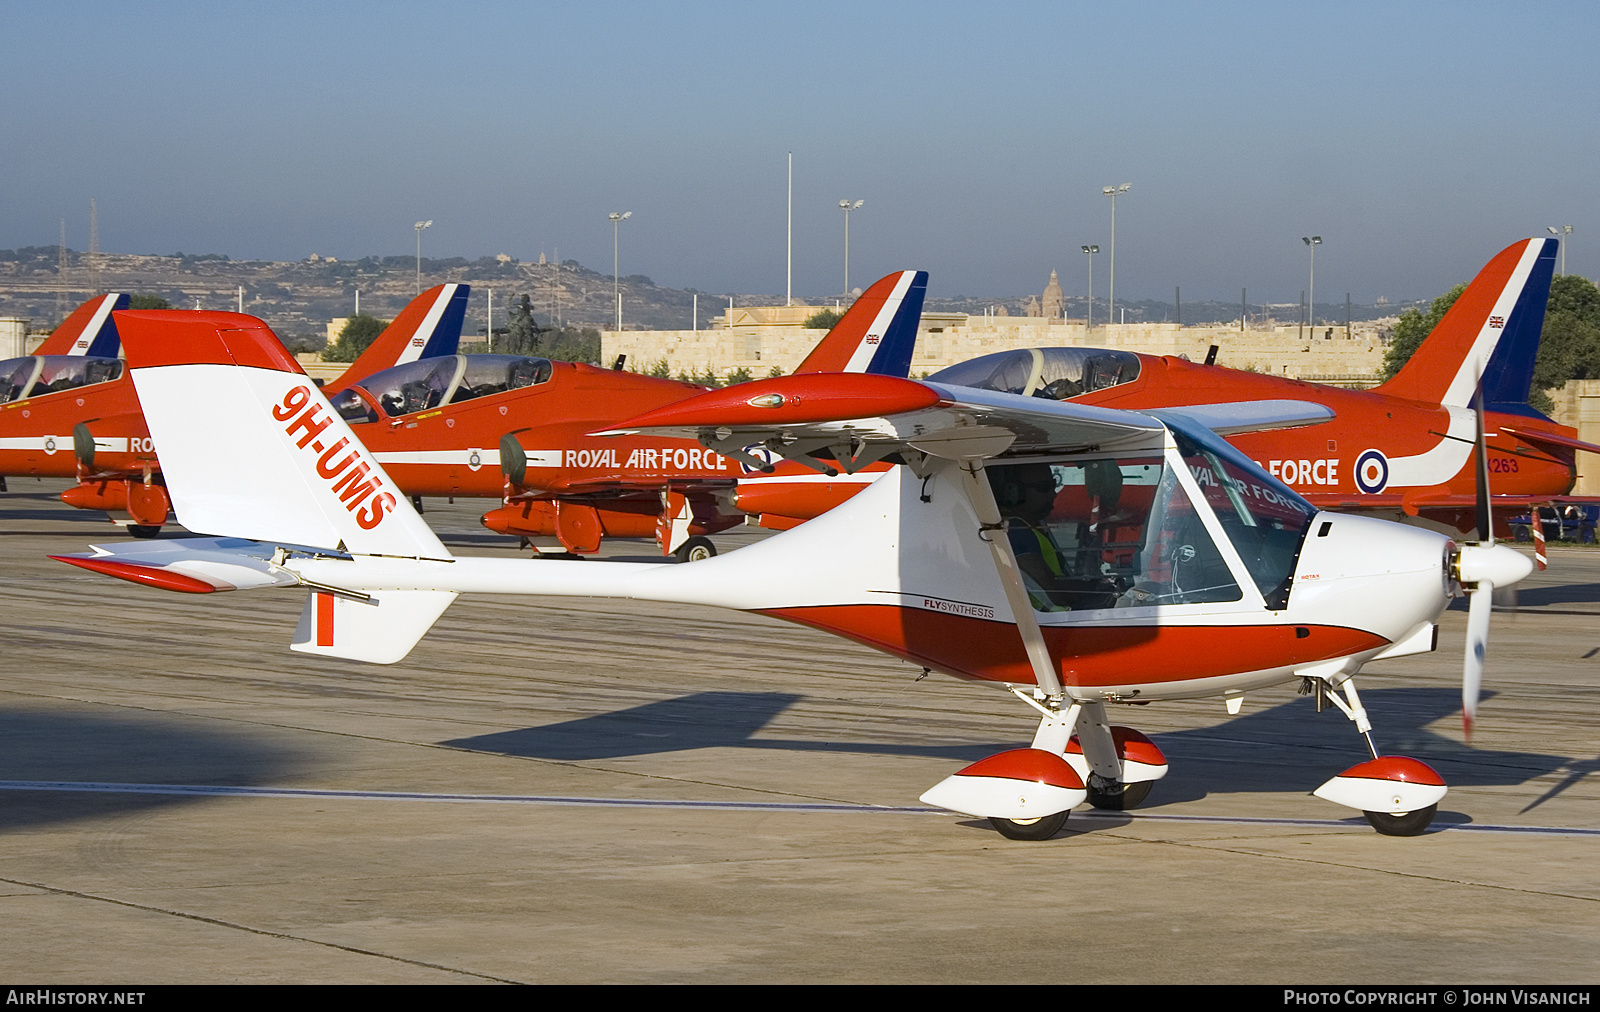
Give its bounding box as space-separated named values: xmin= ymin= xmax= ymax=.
xmin=912 ymin=426 xmax=1064 ymax=700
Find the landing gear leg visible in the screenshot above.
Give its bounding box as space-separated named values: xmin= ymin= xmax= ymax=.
xmin=1310 ymin=674 xmax=1446 ymax=835
xmin=1042 ymin=698 xmax=1163 ymax=811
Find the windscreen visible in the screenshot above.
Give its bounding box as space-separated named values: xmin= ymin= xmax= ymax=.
xmin=1168 ymin=418 xmax=1316 ymax=608
xmin=355 ymin=357 xmax=463 ymax=417
xmin=0 ymin=357 xmax=38 ymax=403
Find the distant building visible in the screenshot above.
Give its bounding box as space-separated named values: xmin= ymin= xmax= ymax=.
xmin=1 ymin=318 xmax=29 ymax=358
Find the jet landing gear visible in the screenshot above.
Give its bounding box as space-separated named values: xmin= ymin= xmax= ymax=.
xmin=673 ymin=536 xmax=717 ymax=563
xmin=919 ymin=694 xmax=1169 ymax=840
xmin=1307 ymin=674 xmax=1448 ymax=836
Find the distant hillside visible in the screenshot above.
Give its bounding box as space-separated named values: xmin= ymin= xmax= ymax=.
xmin=0 ymin=248 xmax=778 ymax=340
xmin=0 ymin=246 xmax=1412 ymax=339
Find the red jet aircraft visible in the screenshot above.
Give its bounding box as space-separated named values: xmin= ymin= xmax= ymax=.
xmin=301 ymin=270 xmax=927 ymax=559
xmin=0 ymin=284 xmax=471 ymax=534
xmin=738 ymin=238 xmax=1598 ymax=540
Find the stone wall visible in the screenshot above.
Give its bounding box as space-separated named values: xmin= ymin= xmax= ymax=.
xmin=603 ymin=317 xmax=1391 ymax=387
xmin=1546 ymin=379 xmax=1600 ymax=496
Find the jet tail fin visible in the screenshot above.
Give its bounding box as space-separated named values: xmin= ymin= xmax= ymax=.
xmin=112 ymin=309 xmax=450 ymax=560
xmin=328 ymin=283 xmax=471 ymax=391
xmin=33 ymin=294 xmax=130 ymax=357
xmin=793 ymin=270 xmax=927 ymax=377
xmin=1377 ymin=238 xmax=1555 ymax=410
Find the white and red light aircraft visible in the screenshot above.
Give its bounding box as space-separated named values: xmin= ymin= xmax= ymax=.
xmin=52 ymin=311 xmax=1532 ymax=840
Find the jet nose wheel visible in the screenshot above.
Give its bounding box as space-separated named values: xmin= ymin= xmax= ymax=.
xmin=988 ymin=811 xmax=1070 ymax=840
xmin=674 ymin=536 xmax=717 ymax=562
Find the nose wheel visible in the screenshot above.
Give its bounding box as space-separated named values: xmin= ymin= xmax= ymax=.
xmin=1363 ymin=805 xmax=1438 ymax=837
xmin=1307 ymin=676 xmax=1448 ymax=835
xmin=988 ymin=811 xmax=1070 ymax=840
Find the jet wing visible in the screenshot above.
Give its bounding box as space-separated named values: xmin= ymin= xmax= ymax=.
xmin=597 ymin=373 xmax=1167 ymax=474
xmin=520 ymin=474 xmax=737 ymax=497
xmin=1149 ymin=400 xmax=1334 ymax=435
xmin=1302 ymin=490 xmax=1600 ymax=512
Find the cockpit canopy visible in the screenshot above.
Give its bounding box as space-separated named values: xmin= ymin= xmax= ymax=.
xmin=330 ymin=354 xmax=554 ymax=422
xmin=987 ymin=416 xmax=1316 ymax=613
xmin=929 ymin=347 xmax=1141 ymax=400
xmin=0 ymin=355 xmax=124 ymax=404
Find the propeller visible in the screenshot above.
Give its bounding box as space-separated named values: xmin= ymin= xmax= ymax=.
xmin=1455 ymin=383 xmax=1534 ymax=739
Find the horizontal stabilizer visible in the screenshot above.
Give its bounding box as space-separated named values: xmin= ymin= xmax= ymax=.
xmin=292 ymin=589 xmax=458 ymax=663
xmin=1500 ymin=425 xmax=1600 ymax=457
xmin=50 ymin=537 xmax=299 ymax=593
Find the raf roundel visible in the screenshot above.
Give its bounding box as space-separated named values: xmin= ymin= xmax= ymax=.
xmin=1354 ymin=448 xmax=1389 ymax=494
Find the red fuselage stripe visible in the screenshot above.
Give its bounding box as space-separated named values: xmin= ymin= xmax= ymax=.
xmin=757 ymin=604 xmax=1387 ymax=686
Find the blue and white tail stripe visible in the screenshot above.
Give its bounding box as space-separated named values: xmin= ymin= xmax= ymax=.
xmin=1481 ymin=238 xmax=1558 ymax=416
xmin=394 ymin=283 xmax=470 ymax=365
xmin=852 ymin=270 xmax=926 ymax=377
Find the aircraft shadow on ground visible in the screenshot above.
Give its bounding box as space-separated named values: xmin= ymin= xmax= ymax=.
xmin=0 ymin=709 xmax=302 ymax=833
xmin=445 ymin=687 xmax=1575 ymax=809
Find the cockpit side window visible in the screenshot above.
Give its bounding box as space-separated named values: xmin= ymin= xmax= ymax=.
xmin=988 ymin=455 xmax=1239 ymax=611
xmin=448 ymin=355 xmax=553 ymax=404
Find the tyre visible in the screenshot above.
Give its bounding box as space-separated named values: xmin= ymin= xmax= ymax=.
xmin=987 ymin=811 xmax=1070 ymax=840
xmin=674 ymin=536 xmax=717 ymax=562
xmin=128 ymin=525 xmax=163 ymax=539
xmin=1363 ymin=804 xmax=1437 ymax=837
xmin=1086 ymin=778 xmax=1153 ymax=811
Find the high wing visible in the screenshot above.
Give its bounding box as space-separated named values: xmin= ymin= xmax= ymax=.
xmin=600 ymin=374 xmax=1330 ymax=474
xmin=33 ymin=294 xmax=129 ymax=356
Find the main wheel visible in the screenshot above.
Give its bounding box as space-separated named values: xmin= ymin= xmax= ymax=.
xmin=1086 ymin=778 xmax=1153 ymax=811
xmin=128 ymin=525 xmax=162 ymax=539
xmin=1363 ymin=804 xmax=1437 ymax=837
xmin=674 ymin=536 xmax=717 ymax=562
xmin=987 ymin=811 xmax=1070 ymax=841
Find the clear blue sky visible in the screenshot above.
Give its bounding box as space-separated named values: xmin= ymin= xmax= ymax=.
xmin=4 ymin=1 xmax=1596 ymax=304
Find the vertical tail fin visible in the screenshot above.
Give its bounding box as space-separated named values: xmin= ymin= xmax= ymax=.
xmin=1377 ymin=239 xmax=1556 ymax=409
xmin=328 ymin=283 xmax=471 ymax=391
xmin=113 ymin=309 xmax=450 ymax=560
xmin=33 ymin=294 xmax=129 ymax=357
xmin=793 ymin=270 xmax=928 ymax=377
